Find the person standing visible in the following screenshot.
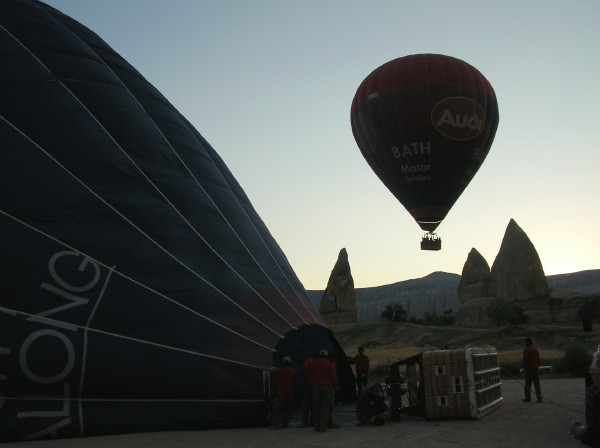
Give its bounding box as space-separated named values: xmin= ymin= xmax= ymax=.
xmin=351 ymin=346 xmax=371 ymax=395
xmin=272 ymin=356 xmax=296 ymax=428
xmin=327 ymin=351 xmax=340 ymax=429
xmin=522 ymin=337 xmax=542 ymax=403
xmin=308 ymin=349 xmax=337 ymax=432
xmin=298 ymin=353 xmax=313 ymax=427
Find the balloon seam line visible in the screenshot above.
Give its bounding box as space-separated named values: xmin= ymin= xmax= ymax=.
xmin=0 ymin=209 xmax=279 ymax=354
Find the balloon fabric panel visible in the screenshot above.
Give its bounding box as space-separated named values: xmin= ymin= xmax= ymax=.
xmin=0 ymin=0 xmax=350 ymax=441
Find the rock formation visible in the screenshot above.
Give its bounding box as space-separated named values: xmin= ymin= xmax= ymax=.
xmin=319 ymin=248 xmax=357 ymax=325
xmin=456 ymin=297 xmax=496 ymax=328
xmin=456 ymin=248 xmax=496 ymax=327
xmin=491 ymin=219 xmax=551 ymax=323
xmin=491 ymin=219 xmax=549 ymax=302
xmin=456 ymin=220 xmax=564 ymax=326
xmin=457 ymin=248 xmax=497 ymax=304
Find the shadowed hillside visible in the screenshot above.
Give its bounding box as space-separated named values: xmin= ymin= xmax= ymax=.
xmin=547 ymin=270 xmax=600 ymax=294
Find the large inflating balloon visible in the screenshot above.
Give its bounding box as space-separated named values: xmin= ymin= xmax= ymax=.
xmin=0 ymin=0 xmax=353 ymax=442
xmin=351 ymin=54 xmax=499 ymax=241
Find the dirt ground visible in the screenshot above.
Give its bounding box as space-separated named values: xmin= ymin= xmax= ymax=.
xmin=2 ymin=378 xmax=588 ymax=448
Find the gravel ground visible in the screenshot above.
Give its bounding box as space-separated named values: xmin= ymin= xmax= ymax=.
xmin=2 ymin=378 xmax=587 ymax=448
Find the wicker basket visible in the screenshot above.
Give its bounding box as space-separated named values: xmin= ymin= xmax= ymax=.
xmin=421 ymin=347 xmax=502 ymax=419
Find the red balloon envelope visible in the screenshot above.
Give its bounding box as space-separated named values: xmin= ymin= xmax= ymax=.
xmin=351 ymin=54 xmax=499 ymax=237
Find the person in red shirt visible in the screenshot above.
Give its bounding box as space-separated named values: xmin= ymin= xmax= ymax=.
xmin=298 ymin=354 xmax=314 ymax=427
xmin=272 ymin=356 xmax=296 ymax=428
xmin=351 ymin=346 xmax=371 ymax=395
xmin=308 ymin=349 xmax=337 ymax=432
xmin=522 ymin=337 xmax=542 ymax=403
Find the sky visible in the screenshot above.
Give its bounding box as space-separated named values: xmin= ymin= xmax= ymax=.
xmin=43 ymin=0 xmax=600 ymax=290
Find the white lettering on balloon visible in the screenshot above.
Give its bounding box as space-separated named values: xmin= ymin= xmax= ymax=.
xmin=6 ymin=251 xmax=114 ymax=440
xmin=20 ymin=330 xmax=75 ymax=384
xmin=391 ymin=141 xmax=431 ymax=158
xmin=436 ymin=110 xmax=483 ymax=132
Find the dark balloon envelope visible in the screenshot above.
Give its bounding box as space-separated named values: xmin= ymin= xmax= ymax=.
xmin=0 ymin=0 xmax=354 ymax=441
xmin=351 ymin=54 xmax=499 ymax=246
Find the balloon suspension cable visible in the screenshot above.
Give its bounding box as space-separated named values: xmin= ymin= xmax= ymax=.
xmin=420 ymin=231 xmax=442 ymax=251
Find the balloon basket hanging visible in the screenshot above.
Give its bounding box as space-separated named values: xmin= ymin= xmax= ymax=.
xmin=421 ymin=233 xmax=441 ymax=251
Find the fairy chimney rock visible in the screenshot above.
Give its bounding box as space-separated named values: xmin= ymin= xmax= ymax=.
xmin=456 ymin=248 xmax=497 ymax=327
xmin=491 ymin=219 xmax=550 ymax=322
xmin=319 ymin=248 xmax=357 ymax=325
xmin=457 ymin=248 xmax=497 ymax=304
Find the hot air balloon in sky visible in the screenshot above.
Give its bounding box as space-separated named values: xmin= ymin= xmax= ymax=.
xmin=351 ymin=54 xmax=499 ymax=251
xmin=0 ymin=0 xmax=354 ymax=442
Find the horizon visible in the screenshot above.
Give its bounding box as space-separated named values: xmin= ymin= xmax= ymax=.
xmin=306 ymin=267 xmax=599 ymax=291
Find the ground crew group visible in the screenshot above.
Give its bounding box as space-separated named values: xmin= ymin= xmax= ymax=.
xmin=272 ymin=347 xmax=370 ymax=432
xmin=272 ymin=349 xmax=338 ymax=432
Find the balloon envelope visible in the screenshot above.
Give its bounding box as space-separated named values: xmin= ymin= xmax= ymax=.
xmin=0 ymin=0 xmax=353 ymax=441
xmin=351 ymin=54 xmax=499 ymax=231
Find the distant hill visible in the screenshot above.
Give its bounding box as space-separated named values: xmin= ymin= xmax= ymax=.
xmin=546 ymin=270 xmax=600 ymax=295
xmin=306 ymin=269 xmax=600 ymax=323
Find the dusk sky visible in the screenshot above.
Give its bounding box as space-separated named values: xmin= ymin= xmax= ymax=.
xmin=44 ymin=0 xmax=600 ymax=289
